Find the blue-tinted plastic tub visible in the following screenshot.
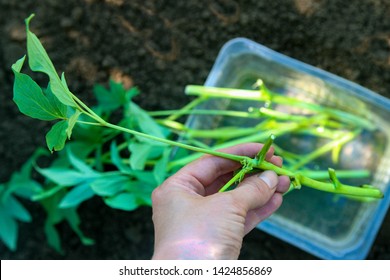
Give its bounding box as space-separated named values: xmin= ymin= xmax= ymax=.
xmin=192 ymin=38 xmax=390 ymax=259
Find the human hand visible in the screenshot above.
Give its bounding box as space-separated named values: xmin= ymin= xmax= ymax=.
xmin=151 ymin=143 xmax=290 ymax=260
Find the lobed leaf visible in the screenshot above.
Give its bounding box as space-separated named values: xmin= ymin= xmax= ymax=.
xmin=12 ymin=57 xmax=67 ymax=121
xmin=25 ymin=14 xmax=76 ymax=107
xmin=94 ymin=81 xmax=126 ymax=112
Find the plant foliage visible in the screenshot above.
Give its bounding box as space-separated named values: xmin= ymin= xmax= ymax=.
xmin=1 ymin=14 xmax=383 ymax=253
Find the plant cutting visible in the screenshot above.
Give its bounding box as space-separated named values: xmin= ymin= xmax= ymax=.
xmin=0 ymin=14 xmax=383 ymax=253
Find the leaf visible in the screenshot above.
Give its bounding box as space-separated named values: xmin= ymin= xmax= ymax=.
xmin=130 ymin=170 xmax=158 ymax=185
xmin=44 ymin=220 xmax=63 ymax=254
xmin=32 ymin=185 xmax=67 ymax=201
xmin=25 ymin=14 xmax=76 ymax=107
xmin=45 ymin=83 xmax=68 ymax=118
xmin=90 ymin=175 xmax=128 ymax=196
xmin=63 ymin=208 xmax=94 ymax=245
xmin=66 ymin=146 xmax=97 ymax=175
xmin=3 ymin=195 xmax=32 ymax=222
xmin=66 ymin=109 xmax=81 ymax=139
xmin=110 ymin=142 xmax=132 ymax=174
xmin=37 ymin=166 xmax=99 ymax=186
xmin=153 ymin=147 xmax=172 ymax=185
xmin=123 ymin=180 xmax=154 ymax=206
xmin=12 ymin=59 xmax=67 ymax=121
xmin=59 ymin=183 xmax=94 ymax=208
xmin=128 ymin=101 xmax=166 ymax=139
xmin=93 ymin=83 xmax=124 ymax=112
xmin=3 ymin=148 xmax=46 ymax=200
xmin=12 ymin=55 xmax=26 ymax=72
xmin=129 ymin=143 xmax=152 ymax=170
xmin=41 ymin=191 xmax=66 ymax=253
xmin=125 ymin=86 xmax=140 ymax=101
xmin=46 ymin=120 xmax=69 ymax=152
xmin=0 ymin=207 xmax=18 ymax=251
xmin=104 ymin=192 xmax=138 ymax=211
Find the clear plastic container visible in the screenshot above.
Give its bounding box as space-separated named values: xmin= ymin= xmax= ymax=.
xmin=188 ymin=38 xmax=390 ymax=259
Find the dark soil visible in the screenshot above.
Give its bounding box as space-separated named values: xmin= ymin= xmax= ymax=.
xmin=1 ymin=0 xmax=390 ymax=259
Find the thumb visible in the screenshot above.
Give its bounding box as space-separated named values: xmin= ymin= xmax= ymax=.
xmin=230 ymin=170 xmax=278 ymax=211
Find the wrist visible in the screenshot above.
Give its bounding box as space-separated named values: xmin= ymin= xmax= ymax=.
xmin=152 ymin=239 xmax=224 ymax=260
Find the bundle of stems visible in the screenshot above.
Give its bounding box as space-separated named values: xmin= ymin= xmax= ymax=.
xmin=3 ymin=13 xmax=385 ymax=253
xmin=147 ymin=81 xmax=382 ymax=199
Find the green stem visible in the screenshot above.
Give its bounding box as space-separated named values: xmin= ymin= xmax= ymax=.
xmin=166 ymin=97 xmax=207 ymax=121
xmin=77 ymin=100 xmax=382 ymax=199
xmin=218 ymin=169 xmax=247 ymax=192
xmin=150 ymin=109 xmax=254 ymax=118
xmin=289 ymin=130 xmax=359 ymax=171
xmin=167 ymin=122 xmax=301 ymax=170
xmin=258 ymin=161 xmax=383 ymax=198
xmin=102 ymin=122 xmax=245 ymax=163
xmin=185 ymin=85 xmax=375 ymax=130
xmin=297 ymin=169 xmax=371 ymax=180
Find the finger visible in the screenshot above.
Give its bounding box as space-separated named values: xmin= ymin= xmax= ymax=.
xmin=177 ymin=143 xmax=267 ymax=187
xmin=270 ymin=154 xmax=283 ymax=167
xmin=204 ymin=172 xmax=235 ymax=195
xmin=276 ymin=175 xmax=290 ymax=193
xmin=243 ymin=193 xmax=283 ymax=234
xmin=229 ymin=170 xmax=278 ymax=211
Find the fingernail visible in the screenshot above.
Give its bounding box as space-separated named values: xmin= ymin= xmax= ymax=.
xmin=258 ymin=171 xmax=278 ymax=189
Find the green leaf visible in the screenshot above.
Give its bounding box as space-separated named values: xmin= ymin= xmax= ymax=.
xmin=66 ymin=109 xmax=81 ymax=139
xmin=123 ymin=181 xmax=154 ymax=206
xmin=2 ymin=148 xmax=46 ymax=201
xmin=3 ymin=195 xmax=32 ymax=222
xmin=94 ymin=83 xmax=124 ymax=112
xmin=36 ymin=166 xmax=99 ymax=186
xmin=128 ymin=101 xmax=166 ymax=139
xmin=104 ymin=193 xmax=138 ymax=211
xmin=90 ymin=175 xmax=128 ymax=196
xmin=63 ymin=208 xmax=94 ymax=246
xmin=66 ymin=146 xmax=97 ymax=175
xmin=32 ymin=185 xmax=67 ymax=201
xmin=46 ymin=120 xmax=69 ymax=152
xmin=44 ymin=220 xmax=63 ymax=254
xmin=71 ymin=120 xmax=105 ymax=145
xmin=12 ymin=60 xmax=67 ymax=121
xmin=125 ymin=86 xmax=140 ymax=101
xmin=12 ymin=55 xmax=26 ymax=72
xmin=110 ymin=142 xmax=132 ymax=174
xmin=130 ymin=170 xmax=158 ymax=185
xmin=25 ymin=14 xmax=76 ymax=107
xmin=59 ymin=183 xmax=94 ymax=208
xmin=153 ymin=147 xmax=172 ymax=185
xmin=129 ymin=143 xmax=152 ymax=170
xmin=41 ymin=191 xmax=66 ymax=253
xmin=0 ymin=207 xmax=18 ymax=251
xmin=45 ymin=83 xmax=68 ymax=118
